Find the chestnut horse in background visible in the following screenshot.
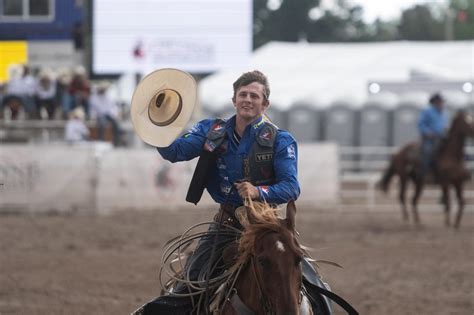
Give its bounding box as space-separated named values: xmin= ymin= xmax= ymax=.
xmin=380 ymin=111 xmax=474 ymax=229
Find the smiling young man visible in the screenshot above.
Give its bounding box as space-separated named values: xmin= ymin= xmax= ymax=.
xmin=157 ymin=70 xmax=300 ymax=208
xmin=138 ymin=70 xmax=307 ymax=314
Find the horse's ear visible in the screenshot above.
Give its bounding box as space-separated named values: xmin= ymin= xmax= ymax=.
xmin=285 ymin=200 xmax=296 ymax=232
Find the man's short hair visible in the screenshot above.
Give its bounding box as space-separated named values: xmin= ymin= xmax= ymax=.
xmin=232 ymin=70 xmax=270 ymax=101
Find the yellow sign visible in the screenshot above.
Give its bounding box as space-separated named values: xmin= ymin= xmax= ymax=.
xmin=0 ymin=41 xmax=28 ymax=83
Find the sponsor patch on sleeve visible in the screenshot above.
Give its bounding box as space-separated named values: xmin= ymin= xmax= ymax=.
xmin=287 ymin=144 xmax=296 ymax=159
xmin=188 ymin=124 xmax=200 ymax=134
xmin=260 ymin=186 xmax=269 ymax=195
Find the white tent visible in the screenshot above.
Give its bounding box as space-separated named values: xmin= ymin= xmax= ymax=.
xmin=199 ymin=40 xmax=474 ymax=111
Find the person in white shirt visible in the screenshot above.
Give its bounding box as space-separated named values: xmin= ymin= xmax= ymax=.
xmin=3 ymin=64 xmax=36 ymax=119
xmin=89 ymin=81 xmax=121 ymax=146
xmin=65 ymin=107 xmax=89 ymax=143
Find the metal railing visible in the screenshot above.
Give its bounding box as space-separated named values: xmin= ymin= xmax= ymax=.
xmin=338 ymin=146 xmax=474 ymax=210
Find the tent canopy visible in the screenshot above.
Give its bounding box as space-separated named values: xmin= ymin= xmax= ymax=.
xmin=199 ymin=41 xmax=474 ymax=111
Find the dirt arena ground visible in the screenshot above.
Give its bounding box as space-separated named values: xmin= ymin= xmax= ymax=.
xmin=1 ymin=206 xmax=473 ymax=315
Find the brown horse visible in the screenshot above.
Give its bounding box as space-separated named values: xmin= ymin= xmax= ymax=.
xmin=380 ymin=110 xmax=474 ymax=228
xmin=217 ymin=200 xmax=313 ymax=315
xmin=145 ymin=200 xmax=352 ymax=314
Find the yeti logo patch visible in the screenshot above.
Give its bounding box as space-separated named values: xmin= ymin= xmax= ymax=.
xmin=255 ymin=152 xmax=273 ymax=162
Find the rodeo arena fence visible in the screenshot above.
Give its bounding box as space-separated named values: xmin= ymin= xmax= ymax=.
xmin=1 ymin=100 xmax=473 ymax=214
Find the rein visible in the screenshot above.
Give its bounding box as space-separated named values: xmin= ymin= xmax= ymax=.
xmin=251 ymin=255 xmax=275 ymax=315
xmin=225 ymin=257 xmax=277 ymax=315
xmin=228 ymin=229 xmax=301 ymax=315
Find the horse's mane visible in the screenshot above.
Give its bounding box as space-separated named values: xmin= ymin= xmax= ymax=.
xmin=448 ymin=111 xmax=464 ymax=135
xmin=438 ymin=111 xmax=466 ymax=157
xmin=235 ymin=200 xmax=301 ymax=265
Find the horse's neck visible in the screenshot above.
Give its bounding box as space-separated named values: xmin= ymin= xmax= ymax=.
xmin=222 ymin=264 xmax=264 ymax=314
xmin=440 ymin=129 xmax=465 ymax=161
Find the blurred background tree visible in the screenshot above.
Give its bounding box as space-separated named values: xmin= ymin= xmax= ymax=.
xmin=450 ymin=0 xmax=474 ymax=39
xmin=253 ymin=0 xmax=474 ymax=49
xmin=398 ymin=5 xmax=444 ymax=40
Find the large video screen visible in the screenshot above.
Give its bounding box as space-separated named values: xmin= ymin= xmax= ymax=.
xmin=92 ymin=0 xmax=252 ymax=75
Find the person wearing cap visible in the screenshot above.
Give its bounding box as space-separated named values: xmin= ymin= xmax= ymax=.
xmin=35 ymin=70 xmax=57 ymax=119
xmin=132 ymin=70 xmax=332 ymax=314
xmin=64 ymin=107 xmax=89 ymax=143
xmin=417 ymin=93 xmax=449 ymax=179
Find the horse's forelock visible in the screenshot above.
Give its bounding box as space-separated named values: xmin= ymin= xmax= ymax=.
xmin=237 ymin=221 xmax=302 ymax=265
xmin=245 ymin=201 xmax=280 ymax=224
xmin=235 ymin=202 xmax=303 ymax=265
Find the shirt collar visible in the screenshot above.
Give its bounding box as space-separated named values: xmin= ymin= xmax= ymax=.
xmin=227 ymin=115 xmax=266 ymax=132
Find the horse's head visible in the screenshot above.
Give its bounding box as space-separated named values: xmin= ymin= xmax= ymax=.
xmin=450 ymin=110 xmax=474 ymax=137
xmin=237 ymin=201 xmax=304 ymax=315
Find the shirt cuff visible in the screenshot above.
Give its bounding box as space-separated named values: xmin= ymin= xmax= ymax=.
xmin=257 ymin=186 xmax=270 ymax=201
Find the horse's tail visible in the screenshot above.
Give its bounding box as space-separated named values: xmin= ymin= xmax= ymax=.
xmin=378 ymin=157 xmax=396 ymax=193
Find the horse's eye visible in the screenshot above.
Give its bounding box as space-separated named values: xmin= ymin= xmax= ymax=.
xmin=258 ymin=257 xmax=270 ymax=269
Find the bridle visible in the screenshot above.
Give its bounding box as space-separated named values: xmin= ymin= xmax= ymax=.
xmin=227 ymin=230 xmax=304 ymax=315
xmin=250 ymin=255 xmax=275 ymax=315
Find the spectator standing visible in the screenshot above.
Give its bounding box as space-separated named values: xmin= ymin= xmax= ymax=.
xmin=68 ymin=66 xmax=90 ymax=117
xmin=65 ymin=107 xmax=89 ymax=143
xmin=20 ymin=65 xmax=37 ymax=118
xmin=89 ymin=81 xmax=121 ymax=146
xmin=72 ymin=22 xmax=84 ymax=51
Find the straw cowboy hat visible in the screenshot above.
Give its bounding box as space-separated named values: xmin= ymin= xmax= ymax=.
xmin=38 ymin=68 xmax=55 ymax=81
xmin=96 ymin=80 xmax=111 ymax=92
xmin=71 ymin=107 xmax=86 ymax=120
xmin=131 ymin=68 xmax=197 ymax=147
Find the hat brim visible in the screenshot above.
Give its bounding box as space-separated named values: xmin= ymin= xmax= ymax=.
xmin=131 ymin=68 xmax=197 ymax=147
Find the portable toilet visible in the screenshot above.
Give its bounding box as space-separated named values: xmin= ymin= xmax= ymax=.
xmin=444 ymin=90 xmax=472 ymax=120
xmin=265 ymin=105 xmax=287 ymax=130
xmin=359 ymin=101 xmax=392 ymax=147
xmin=323 ymin=101 xmax=358 ymax=146
xmin=287 ymin=101 xmax=320 ymax=142
xmin=392 ymin=103 xmax=422 ymax=146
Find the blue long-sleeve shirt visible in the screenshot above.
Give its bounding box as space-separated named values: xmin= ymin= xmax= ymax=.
xmin=157 ymin=116 xmax=300 ymax=206
xmin=418 ymin=105 xmax=448 ymax=138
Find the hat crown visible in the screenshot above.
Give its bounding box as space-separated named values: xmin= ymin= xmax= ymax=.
xmin=130 ymin=68 xmax=197 ymax=147
xmin=148 ymin=89 xmax=182 ymax=126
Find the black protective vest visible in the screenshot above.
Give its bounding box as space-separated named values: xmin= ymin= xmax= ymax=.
xmin=186 ymin=119 xmax=277 ymax=204
xmin=245 ymin=121 xmax=277 ymax=186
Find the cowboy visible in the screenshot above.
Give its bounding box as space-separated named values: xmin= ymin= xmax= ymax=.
xmin=131 ymin=69 xmax=332 ymax=314
xmin=417 ymin=93 xmax=449 ymax=179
